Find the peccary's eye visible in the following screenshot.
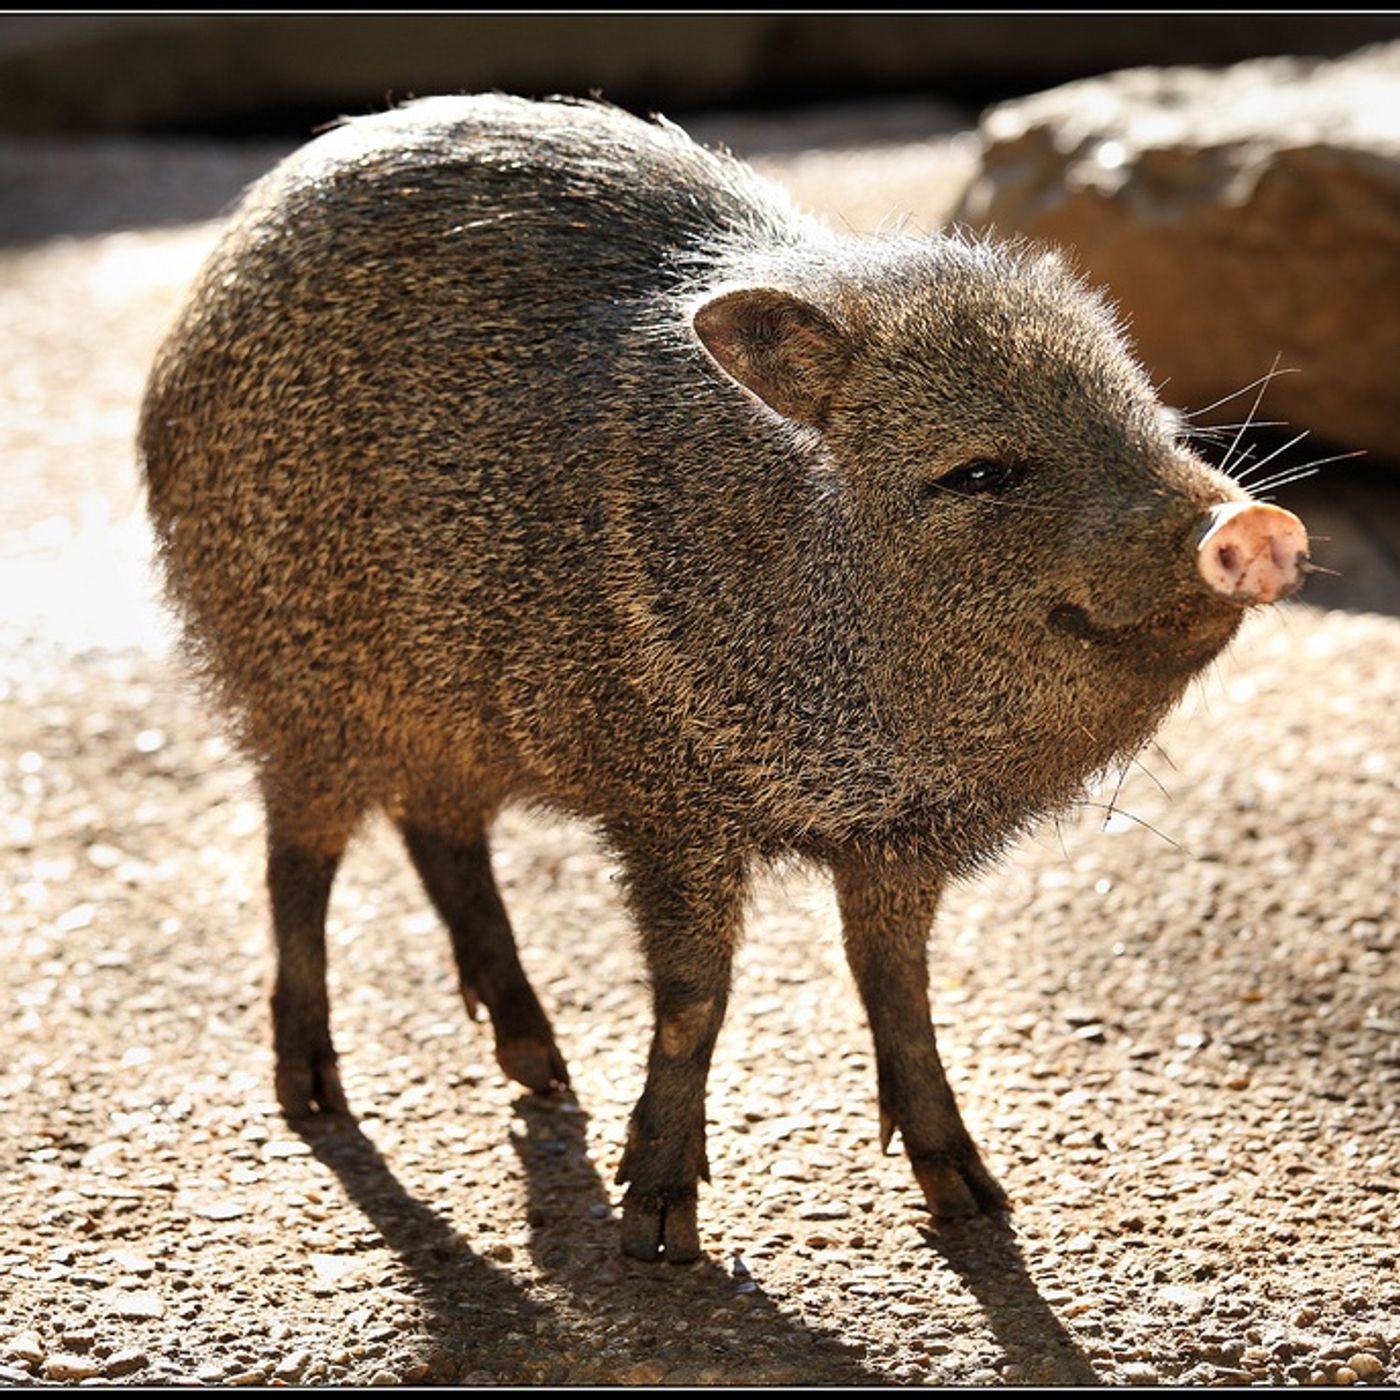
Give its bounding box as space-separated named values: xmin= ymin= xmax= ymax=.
xmin=934 ymin=458 xmax=1025 ymax=497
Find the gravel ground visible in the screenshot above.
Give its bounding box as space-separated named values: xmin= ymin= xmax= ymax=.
xmin=2 ymin=117 xmax=1399 ymax=1386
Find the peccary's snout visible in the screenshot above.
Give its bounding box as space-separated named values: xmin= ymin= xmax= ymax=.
xmin=1195 ymin=501 xmax=1310 ymax=605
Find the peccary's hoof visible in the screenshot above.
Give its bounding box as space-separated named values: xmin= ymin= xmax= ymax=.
xmin=912 ymin=1152 xmax=1010 ymax=1220
xmin=620 ymin=1192 xmax=701 ymax=1264
xmin=276 ymin=1055 xmax=350 ymax=1118
xmin=460 ymin=984 xmax=482 ymax=1022
xmin=496 ymin=1037 xmax=570 ymax=1096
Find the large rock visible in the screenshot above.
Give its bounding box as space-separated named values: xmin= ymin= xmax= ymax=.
xmin=955 ymin=43 xmax=1400 ymax=462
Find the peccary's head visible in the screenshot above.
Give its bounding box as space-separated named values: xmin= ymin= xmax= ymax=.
xmin=692 ymin=235 xmax=1308 ymax=840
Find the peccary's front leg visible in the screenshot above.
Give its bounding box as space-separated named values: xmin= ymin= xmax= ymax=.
xmin=832 ymin=848 xmax=1008 ymax=1219
xmin=613 ymin=838 xmax=748 ymax=1263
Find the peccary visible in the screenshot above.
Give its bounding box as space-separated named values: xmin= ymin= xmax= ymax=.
xmin=140 ymin=94 xmax=1310 ymax=1262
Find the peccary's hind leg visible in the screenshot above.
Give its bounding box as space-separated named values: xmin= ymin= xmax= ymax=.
xmin=613 ymin=837 xmax=747 ymax=1263
xmin=266 ymin=802 xmax=357 ymax=1119
xmin=399 ymin=821 xmax=568 ymax=1095
xmin=832 ymin=849 xmax=1007 ymax=1219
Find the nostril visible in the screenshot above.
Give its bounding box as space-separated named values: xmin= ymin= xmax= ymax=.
xmin=1215 ymin=542 xmax=1241 ymax=578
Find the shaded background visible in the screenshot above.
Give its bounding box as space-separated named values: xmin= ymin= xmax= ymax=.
xmin=3 ymin=13 xmax=1399 ymax=136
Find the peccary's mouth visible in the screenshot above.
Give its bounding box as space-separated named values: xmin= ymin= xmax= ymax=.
xmin=1048 ymin=600 xmax=1239 ymax=673
xmin=1048 ymin=604 xmax=1124 ymax=647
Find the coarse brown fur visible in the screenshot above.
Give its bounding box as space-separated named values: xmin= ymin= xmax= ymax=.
xmin=140 ymin=94 xmax=1265 ymax=1260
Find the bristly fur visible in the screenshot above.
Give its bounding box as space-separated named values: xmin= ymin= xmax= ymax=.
xmin=138 ymin=93 xmax=1261 ymax=1256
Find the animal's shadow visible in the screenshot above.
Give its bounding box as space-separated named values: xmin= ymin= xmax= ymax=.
xmin=292 ymin=1098 xmax=877 ymax=1384
xmin=920 ymin=1214 xmax=1101 ymax=1386
xmin=293 ymin=1091 xmax=1100 ymax=1384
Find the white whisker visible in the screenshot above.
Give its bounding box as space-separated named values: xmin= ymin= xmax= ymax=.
xmin=1256 ymin=468 xmax=1320 ymax=497
xmin=1233 ymin=428 xmax=1310 ymax=488
xmin=1182 ymin=362 xmax=1297 ymax=423
xmin=1219 ymin=354 xmax=1285 ymax=479
xmin=1248 ymin=448 xmax=1365 ymax=496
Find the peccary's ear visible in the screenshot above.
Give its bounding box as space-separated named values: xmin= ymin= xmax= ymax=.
xmin=693 ymin=288 xmax=852 ymax=427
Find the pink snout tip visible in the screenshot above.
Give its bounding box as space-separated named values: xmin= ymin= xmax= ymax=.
xmin=1196 ymin=501 xmax=1310 ymax=605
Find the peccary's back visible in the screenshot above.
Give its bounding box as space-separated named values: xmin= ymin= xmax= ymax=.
xmin=141 ymin=96 xmax=853 ymax=825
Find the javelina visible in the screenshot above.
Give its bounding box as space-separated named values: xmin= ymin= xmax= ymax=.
xmin=140 ymin=94 xmax=1310 ymax=1262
